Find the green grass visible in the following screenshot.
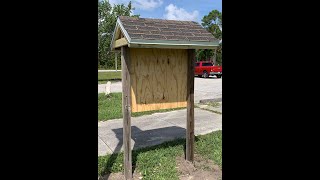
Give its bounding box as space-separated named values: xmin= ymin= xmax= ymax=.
xmin=98 ymin=93 xmax=123 ymax=121
xmin=98 ymin=72 xmax=122 ymax=84
xmin=201 ymin=109 xmax=222 ymax=115
xmin=98 ymin=93 xmax=186 ymax=121
xmin=195 ymin=131 xmax=222 ymax=168
xmin=98 ymin=130 xmax=222 ymax=179
xmin=206 ymin=101 xmax=220 ymax=107
xmin=98 ymin=68 xmax=122 ymax=70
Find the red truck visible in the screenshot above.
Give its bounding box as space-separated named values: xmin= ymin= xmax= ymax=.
xmin=195 ymin=61 xmax=222 ymax=78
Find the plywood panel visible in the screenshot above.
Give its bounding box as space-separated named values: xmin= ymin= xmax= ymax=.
xmin=130 ymin=48 xmax=188 ymax=112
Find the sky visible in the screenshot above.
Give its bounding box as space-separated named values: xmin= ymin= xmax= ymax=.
xmin=106 ymin=0 xmax=222 ymax=23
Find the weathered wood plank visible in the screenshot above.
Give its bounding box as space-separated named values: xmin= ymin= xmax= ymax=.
xmin=114 ymin=37 xmax=128 ymax=48
xmin=186 ymin=49 xmax=195 ymax=162
xmin=121 ymin=46 xmax=132 ymax=179
xmin=115 ymin=52 xmax=118 ymax=71
xmin=130 ymin=48 xmax=188 ymax=112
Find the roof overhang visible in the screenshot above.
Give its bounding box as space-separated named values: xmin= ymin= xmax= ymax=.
xmin=129 ymin=39 xmax=219 ymax=49
xmin=110 ymin=17 xmax=219 ymax=51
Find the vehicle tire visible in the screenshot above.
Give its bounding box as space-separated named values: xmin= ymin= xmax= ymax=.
xmin=198 ymin=75 xmax=202 ymax=78
xmin=216 ymin=75 xmax=222 ymax=78
xmin=203 ymin=71 xmax=209 ymax=78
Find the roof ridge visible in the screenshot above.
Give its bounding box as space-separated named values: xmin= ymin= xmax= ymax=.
xmin=119 ymin=16 xmax=198 ymax=23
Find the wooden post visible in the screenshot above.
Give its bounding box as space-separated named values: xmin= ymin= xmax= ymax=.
xmin=115 ymin=52 xmax=118 ymax=72
xmin=186 ymin=49 xmax=195 ymax=162
xmin=121 ymin=46 xmax=132 ymax=179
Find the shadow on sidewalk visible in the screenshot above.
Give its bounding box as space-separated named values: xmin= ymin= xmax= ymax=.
xmin=103 ymin=125 xmax=187 ymax=179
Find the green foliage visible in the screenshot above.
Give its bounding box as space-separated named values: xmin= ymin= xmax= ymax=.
xmin=196 ymin=49 xmax=214 ymax=62
xmin=98 ymin=1 xmax=139 ymax=69
xmin=197 ymin=9 xmax=222 ymax=65
xmin=202 ymin=10 xmax=222 ymax=40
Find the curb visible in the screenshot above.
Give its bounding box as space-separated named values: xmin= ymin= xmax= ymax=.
xmin=199 ymin=98 xmax=222 ymax=103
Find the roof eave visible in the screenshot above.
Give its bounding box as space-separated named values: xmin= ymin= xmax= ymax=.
xmin=128 ymin=39 xmax=219 ymax=49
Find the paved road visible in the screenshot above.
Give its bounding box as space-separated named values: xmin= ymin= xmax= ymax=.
xmin=98 ymin=76 xmax=222 ymax=103
xmin=194 ymin=76 xmax=222 ymax=102
xmin=98 ymin=108 xmax=222 ymax=156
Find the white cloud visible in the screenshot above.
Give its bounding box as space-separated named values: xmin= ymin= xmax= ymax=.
xmin=133 ymin=0 xmax=163 ymax=10
xmin=107 ymin=0 xmax=163 ymax=10
xmin=108 ymin=0 xmax=130 ymax=7
xmin=164 ymin=4 xmax=199 ymax=21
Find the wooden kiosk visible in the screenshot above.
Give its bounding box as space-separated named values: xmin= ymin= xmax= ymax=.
xmin=110 ymin=16 xmax=219 ymax=179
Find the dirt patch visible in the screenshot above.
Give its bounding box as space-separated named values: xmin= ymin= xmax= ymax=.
xmin=99 ymin=154 xmax=221 ymax=180
xmin=176 ymin=154 xmax=222 ymax=180
xmin=98 ymin=170 xmax=143 ymax=180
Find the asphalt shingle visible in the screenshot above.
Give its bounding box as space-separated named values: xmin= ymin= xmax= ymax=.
xmin=119 ymin=16 xmax=217 ymax=42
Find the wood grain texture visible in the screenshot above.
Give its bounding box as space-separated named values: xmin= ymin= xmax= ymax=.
xmin=121 ymin=46 xmax=132 ymax=179
xmin=115 ymin=52 xmax=118 ymax=71
xmin=129 ymin=48 xmax=188 ymax=112
xmin=186 ymin=49 xmax=195 ymax=162
xmin=114 ymin=37 xmax=128 ymax=48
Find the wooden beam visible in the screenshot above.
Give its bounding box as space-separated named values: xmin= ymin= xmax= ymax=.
xmin=186 ymin=49 xmax=195 ymax=162
xmin=114 ymin=37 xmax=128 ymax=48
xmin=115 ymin=52 xmax=118 ymax=72
xmin=121 ymin=46 xmax=132 ymax=179
xmin=115 ymin=26 xmax=122 ymax=40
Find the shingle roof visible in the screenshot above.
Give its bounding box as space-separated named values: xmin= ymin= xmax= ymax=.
xmin=119 ymin=16 xmax=217 ymax=42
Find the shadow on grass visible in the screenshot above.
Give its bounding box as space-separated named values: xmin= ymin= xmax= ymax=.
xmin=100 ymin=125 xmax=200 ymax=178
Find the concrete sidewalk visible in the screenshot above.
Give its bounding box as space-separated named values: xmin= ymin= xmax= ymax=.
xmin=98 ymin=70 xmax=121 ymax=72
xmin=98 ymin=81 xmax=122 ymax=93
xmin=98 ymin=108 xmax=222 ymax=156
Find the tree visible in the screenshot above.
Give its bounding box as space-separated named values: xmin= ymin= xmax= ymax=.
xmin=98 ymin=1 xmax=138 ymax=69
xmin=196 ymin=49 xmax=214 ymax=61
xmin=197 ymin=10 xmax=222 ymax=65
xmin=202 ymin=10 xmax=222 ymax=40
